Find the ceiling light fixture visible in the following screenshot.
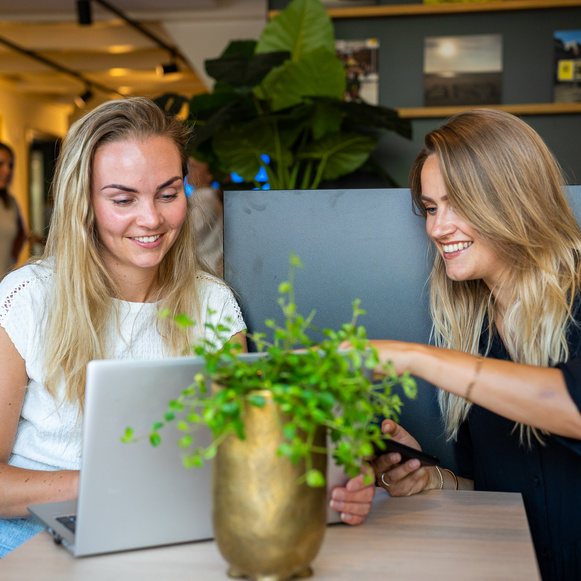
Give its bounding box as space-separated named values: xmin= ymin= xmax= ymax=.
xmin=76 ymin=0 xmax=93 ymax=26
xmin=156 ymin=61 xmax=179 ymax=77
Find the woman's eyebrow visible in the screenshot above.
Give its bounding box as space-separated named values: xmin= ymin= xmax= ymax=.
xmin=156 ymin=176 xmax=181 ymax=191
xmin=101 ymin=184 xmax=136 ymax=192
xmin=100 ymin=176 xmax=182 ymax=193
xmin=420 ymin=194 xmax=448 ymax=203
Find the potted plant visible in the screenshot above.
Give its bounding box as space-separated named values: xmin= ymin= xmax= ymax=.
xmin=124 ymin=254 xmax=416 ymax=580
xmin=156 ymin=0 xmax=412 ymax=190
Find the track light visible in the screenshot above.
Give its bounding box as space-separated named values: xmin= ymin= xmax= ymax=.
xmin=77 ymin=0 xmax=93 ymax=26
xmin=156 ymin=61 xmax=180 ymax=76
xmin=75 ymin=87 xmax=94 ymax=108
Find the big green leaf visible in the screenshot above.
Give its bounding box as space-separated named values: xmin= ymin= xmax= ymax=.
xmin=205 ymin=51 xmax=290 ymax=87
xmin=188 ymin=90 xmax=239 ymax=121
xmin=298 ymin=132 xmax=378 ymax=182
xmin=254 ymin=47 xmax=345 ymax=111
xmin=188 ymin=98 xmax=245 ymax=149
xmin=311 ymin=101 xmax=343 ymax=141
xmin=220 ymin=39 xmax=257 ymax=59
xmin=256 ymin=0 xmax=334 ymax=60
xmin=188 ymin=90 xmax=262 ymax=151
xmin=317 ymin=97 xmax=413 ymax=140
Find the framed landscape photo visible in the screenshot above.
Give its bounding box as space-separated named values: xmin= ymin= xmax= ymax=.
xmin=423 ymin=33 xmax=503 ymax=107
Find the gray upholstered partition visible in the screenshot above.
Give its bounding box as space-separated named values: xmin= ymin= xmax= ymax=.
xmin=223 ymin=185 xmax=581 ymax=471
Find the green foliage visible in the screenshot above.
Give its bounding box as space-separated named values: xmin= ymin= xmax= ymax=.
xmin=129 ymin=254 xmax=417 ymax=487
xmin=154 ymin=0 xmax=411 ymax=190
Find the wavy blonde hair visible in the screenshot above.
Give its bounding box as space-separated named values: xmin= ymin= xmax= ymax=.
xmin=40 ymin=97 xmax=205 ymax=410
xmin=409 ymin=108 xmax=581 ymax=444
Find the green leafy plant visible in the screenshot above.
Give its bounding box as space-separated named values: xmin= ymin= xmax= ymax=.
xmin=123 ymin=254 xmax=416 ymax=487
xmin=156 ymin=0 xmax=411 ymax=190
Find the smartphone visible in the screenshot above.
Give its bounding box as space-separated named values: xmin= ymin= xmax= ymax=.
xmin=371 ymin=437 xmax=440 ymax=467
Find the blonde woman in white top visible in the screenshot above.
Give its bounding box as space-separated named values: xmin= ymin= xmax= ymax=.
xmin=0 ymin=98 xmax=247 ymax=556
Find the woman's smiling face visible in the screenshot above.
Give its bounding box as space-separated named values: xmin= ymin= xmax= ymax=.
xmin=91 ymin=136 xmax=187 ymax=287
xmin=421 ymin=154 xmax=507 ymax=292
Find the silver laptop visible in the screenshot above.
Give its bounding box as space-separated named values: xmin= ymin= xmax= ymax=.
xmin=28 ymin=353 xmax=350 ymax=556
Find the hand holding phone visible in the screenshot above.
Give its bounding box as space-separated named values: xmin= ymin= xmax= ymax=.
xmin=371 ymin=437 xmax=440 ymax=467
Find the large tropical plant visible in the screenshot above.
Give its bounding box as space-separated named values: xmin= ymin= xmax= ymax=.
xmin=157 ymin=0 xmax=411 ymax=190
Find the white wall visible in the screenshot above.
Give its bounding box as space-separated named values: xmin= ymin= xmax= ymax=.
xmin=162 ymin=0 xmax=268 ymax=91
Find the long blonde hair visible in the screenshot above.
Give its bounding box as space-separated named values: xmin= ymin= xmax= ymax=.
xmin=409 ymin=108 xmax=581 ymax=443
xmin=41 ymin=97 xmax=205 ymax=410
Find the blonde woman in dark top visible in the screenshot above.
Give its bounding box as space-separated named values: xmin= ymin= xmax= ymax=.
xmin=365 ymin=109 xmax=581 ymax=581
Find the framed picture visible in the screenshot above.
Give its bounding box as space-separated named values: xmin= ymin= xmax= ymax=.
xmin=553 ymin=30 xmax=581 ymax=103
xmin=424 ymin=33 xmax=503 ymax=107
xmin=335 ymin=38 xmax=380 ymax=105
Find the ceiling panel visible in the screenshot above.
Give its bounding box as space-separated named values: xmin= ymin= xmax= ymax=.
xmin=0 ymin=0 xmax=225 ymax=106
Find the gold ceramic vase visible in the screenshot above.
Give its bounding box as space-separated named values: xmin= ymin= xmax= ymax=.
xmin=212 ymin=391 xmax=328 ymax=581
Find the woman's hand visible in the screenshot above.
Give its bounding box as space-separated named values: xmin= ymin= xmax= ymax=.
xmin=371 ymin=420 xmax=439 ymax=496
xmin=329 ymin=468 xmax=376 ymax=526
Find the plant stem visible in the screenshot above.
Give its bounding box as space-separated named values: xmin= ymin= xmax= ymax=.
xmin=300 ymin=161 xmax=313 ymax=189
xmin=310 ymin=158 xmax=327 ymax=189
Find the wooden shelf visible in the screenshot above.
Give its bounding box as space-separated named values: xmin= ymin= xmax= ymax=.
xmin=397 ymin=102 xmax=581 ymax=119
xmin=269 ymin=0 xmax=581 ymax=20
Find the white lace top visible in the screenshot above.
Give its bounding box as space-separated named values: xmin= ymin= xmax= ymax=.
xmin=0 ymin=261 xmax=245 ymax=472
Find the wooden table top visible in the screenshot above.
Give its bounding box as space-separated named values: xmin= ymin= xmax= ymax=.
xmin=1 ymin=490 xmax=540 ymax=581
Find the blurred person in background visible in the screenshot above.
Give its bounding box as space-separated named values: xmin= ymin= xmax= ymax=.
xmin=188 ymin=157 xmax=224 ymax=278
xmin=0 ymin=142 xmax=26 ymax=279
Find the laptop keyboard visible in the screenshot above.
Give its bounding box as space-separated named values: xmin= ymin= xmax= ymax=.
xmin=56 ymin=515 xmax=77 ymax=533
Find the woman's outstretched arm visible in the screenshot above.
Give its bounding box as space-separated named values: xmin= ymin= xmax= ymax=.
xmin=371 ymin=340 xmax=581 ymax=439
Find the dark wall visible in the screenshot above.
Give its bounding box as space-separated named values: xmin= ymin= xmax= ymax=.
xmin=270 ymin=2 xmax=581 ymax=186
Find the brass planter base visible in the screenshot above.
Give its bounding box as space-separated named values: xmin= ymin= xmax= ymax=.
xmin=227 ymin=564 xmax=313 ymax=580
xmin=212 ymin=393 xmax=327 ymax=581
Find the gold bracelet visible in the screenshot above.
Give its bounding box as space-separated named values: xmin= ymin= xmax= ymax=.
xmin=443 ymin=468 xmax=458 ymax=490
xmin=465 ymin=355 xmax=483 ymax=402
xmin=434 ymin=465 xmax=444 ymax=491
